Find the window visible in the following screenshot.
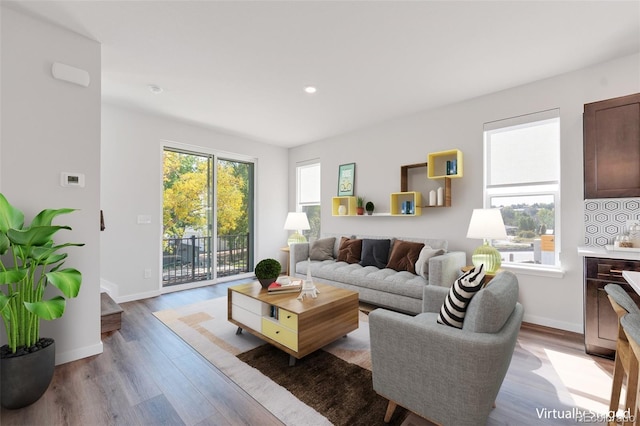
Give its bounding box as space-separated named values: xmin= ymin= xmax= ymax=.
xmin=297 ymin=161 xmax=321 ymax=242
xmin=484 ymin=109 xmax=560 ymax=268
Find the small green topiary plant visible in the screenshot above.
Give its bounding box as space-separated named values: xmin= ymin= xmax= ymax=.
xmin=255 ymin=258 xmax=281 ymax=288
xmin=365 ymin=201 xmax=375 ymax=214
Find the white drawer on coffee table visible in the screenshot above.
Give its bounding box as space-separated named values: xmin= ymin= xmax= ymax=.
xmin=232 ymin=292 xmax=263 ymax=314
xmin=231 ymin=305 xmax=262 ymax=332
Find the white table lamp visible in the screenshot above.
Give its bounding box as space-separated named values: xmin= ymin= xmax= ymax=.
xmin=284 ymin=212 xmax=310 ymax=246
xmin=466 ymin=208 xmax=507 ymax=273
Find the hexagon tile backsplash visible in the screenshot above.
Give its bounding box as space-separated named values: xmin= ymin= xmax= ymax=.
xmin=584 ymin=198 xmax=640 ymax=246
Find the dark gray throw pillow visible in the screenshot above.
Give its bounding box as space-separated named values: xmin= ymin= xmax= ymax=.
xmin=309 ymin=237 xmax=336 ymax=261
xmin=360 ymin=239 xmax=391 ymax=269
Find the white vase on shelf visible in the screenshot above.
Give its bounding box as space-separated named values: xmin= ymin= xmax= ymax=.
xmin=338 ymin=205 xmax=347 ymax=215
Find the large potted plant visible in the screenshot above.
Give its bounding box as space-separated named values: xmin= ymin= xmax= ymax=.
xmin=255 ymin=258 xmax=281 ymax=289
xmin=0 ymin=194 xmax=83 ymax=409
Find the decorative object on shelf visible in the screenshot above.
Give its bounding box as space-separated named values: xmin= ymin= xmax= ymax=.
xmin=466 ymin=208 xmax=507 ymax=274
xmin=437 ymin=187 xmax=444 ymax=206
xmin=356 ymin=197 xmax=365 ymax=215
xmin=255 ymin=258 xmax=282 ymax=289
xmin=429 ymin=190 xmax=436 ymax=206
xmin=401 ymin=200 xmax=414 ymax=215
xmin=446 ymin=159 xmax=458 ymax=175
xmin=365 ymin=201 xmax=375 ymax=215
xmin=337 ymin=163 xmax=356 ymax=196
xmin=283 ymin=212 xmax=310 ymax=246
xmin=298 ymin=258 xmax=319 ymax=300
xmin=0 ymin=194 xmax=84 ymax=409
xmin=338 ymin=205 xmax=347 ymax=216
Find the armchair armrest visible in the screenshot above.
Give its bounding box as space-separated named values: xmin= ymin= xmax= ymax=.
xmin=428 ymin=251 xmax=466 ymax=287
xmin=288 ymin=242 xmax=309 ymax=276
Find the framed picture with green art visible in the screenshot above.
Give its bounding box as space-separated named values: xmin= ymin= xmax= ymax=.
xmin=337 ymin=163 xmax=355 ymax=196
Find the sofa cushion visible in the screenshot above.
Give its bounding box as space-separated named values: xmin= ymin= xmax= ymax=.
xmin=337 ymin=237 xmax=362 ymax=264
xmin=386 ymin=240 xmax=424 ymax=274
xmin=414 ymin=246 xmax=445 ymax=279
xmin=309 ymin=237 xmax=336 ymax=261
xmin=437 ymin=264 xmax=485 ymax=329
xmin=360 ymin=239 xmax=391 ymax=269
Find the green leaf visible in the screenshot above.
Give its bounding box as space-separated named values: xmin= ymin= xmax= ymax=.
xmin=46 ymin=268 xmax=82 ymax=299
xmin=0 ymin=232 xmax=9 ymax=255
xmin=7 ymin=225 xmax=71 ymax=248
xmin=24 ymin=296 xmax=65 ymax=320
xmin=0 ymin=269 xmax=27 ymax=285
xmin=0 ymin=293 xmax=16 ymax=313
xmin=0 ymin=194 xmax=24 ymax=233
xmin=30 ymin=247 xmax=67 ymax=264
xmin=30 ymin=208 xmax=76 ymax=228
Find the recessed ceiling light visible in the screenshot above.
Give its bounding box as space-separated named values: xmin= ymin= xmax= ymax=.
xmin=304 ymin=86 xmax=317 ymax=94
xmin=148 ymin=84 xmax=163 ymax=94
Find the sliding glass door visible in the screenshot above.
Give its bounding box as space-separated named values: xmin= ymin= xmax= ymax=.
xmin=162 ymin=148 xmax=253 ymax=287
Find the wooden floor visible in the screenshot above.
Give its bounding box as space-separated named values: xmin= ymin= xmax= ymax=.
xmin=1 ymin=280 xmax=616 ymax=426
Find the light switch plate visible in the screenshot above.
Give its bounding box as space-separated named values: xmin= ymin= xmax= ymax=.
xmin=137 ymin=215 xmax=151 ymax=224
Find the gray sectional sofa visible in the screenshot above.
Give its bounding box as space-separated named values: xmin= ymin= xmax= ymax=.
xmin=289 ymin=233 xmax=466 ymax=315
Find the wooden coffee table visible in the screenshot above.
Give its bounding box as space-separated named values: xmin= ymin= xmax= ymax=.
xmin=228 ymin=281 xmax=359 ymax=365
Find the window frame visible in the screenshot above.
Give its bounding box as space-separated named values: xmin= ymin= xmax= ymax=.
xmin=483 ymin=109 xmax=563 ymax=274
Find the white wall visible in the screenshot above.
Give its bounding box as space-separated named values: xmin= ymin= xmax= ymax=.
xmin=0 ymin=7 xmax=103 ymax=363
xmin=101 ymin=105 xmax=288 ymax=302
xmin=289 ymin=53 xmax=640 ymax=333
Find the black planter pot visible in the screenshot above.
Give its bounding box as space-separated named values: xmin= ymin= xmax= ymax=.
xmin=258 ymin=278 xmax=277 ymax=289
xmin=1 ymin=338 xmax=55 ymax=409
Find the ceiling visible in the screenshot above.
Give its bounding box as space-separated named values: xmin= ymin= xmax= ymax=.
xmin=6 ymin=1 xmax=640 ymax=147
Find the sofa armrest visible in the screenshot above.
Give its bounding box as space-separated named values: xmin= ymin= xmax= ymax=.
xmin=288 ymin=242 xmax=309 ymax=276
xmin=428 ymin=251 xmax=466 ymax=287
xmin=422 ymin=285 xmax=450 ymax=313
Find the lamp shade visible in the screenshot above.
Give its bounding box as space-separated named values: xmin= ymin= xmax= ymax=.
xmin=466 ymin=208 xmax=507 ymax=240
xmin=466 ymin=208 xmax=507 ymax=274
xmin=284 ymin=212 xmax=310 ymax=246
xmin=283 ymin=212 xmax=310 ymax=231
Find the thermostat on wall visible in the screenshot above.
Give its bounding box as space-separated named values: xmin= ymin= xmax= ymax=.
xmin=60 ymin=172 xmax=85 ymax=188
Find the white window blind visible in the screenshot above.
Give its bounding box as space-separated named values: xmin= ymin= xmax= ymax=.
xmin=298 ymin=162 xmax=321 ymax=205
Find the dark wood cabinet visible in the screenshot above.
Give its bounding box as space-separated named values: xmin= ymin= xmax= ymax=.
xmin=584 ymin=257 xmax=640 ymax=358
xmin=584 ymin=93 xmax=640 ymax=199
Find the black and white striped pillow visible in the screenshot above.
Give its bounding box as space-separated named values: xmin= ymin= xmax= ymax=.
xmin=437 ymin=264 xmax=486 ymax=329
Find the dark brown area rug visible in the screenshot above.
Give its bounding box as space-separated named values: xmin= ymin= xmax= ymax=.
xmin=238 ymin=344 xmax=408 ymax=426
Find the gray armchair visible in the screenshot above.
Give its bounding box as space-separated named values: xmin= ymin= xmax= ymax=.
xmin=369 ymin=270 xmax=523 ymax=426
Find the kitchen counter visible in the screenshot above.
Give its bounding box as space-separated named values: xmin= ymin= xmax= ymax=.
xmin=578 ymin=246 xmax=640 ymax=261
xmin=623 ymin=270 xmax=640 ymax=295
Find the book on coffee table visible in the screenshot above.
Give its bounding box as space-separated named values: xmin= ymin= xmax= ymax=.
xmin=268 ymin=280 xmax=302 ymax=293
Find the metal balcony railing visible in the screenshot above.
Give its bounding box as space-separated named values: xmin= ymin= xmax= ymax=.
xmin=162 ymin=233 xmax=250 ymax=286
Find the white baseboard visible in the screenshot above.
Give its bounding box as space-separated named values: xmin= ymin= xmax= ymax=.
xmin=55 ymin=341 xmax=103 ymax=365
xmin=100 ymin=278 xmax=119 ymax=298
xmin=114 ymin=289 xmax=161 ymax=304
xmin=523 ymin=313 xmax=583 ymax=334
